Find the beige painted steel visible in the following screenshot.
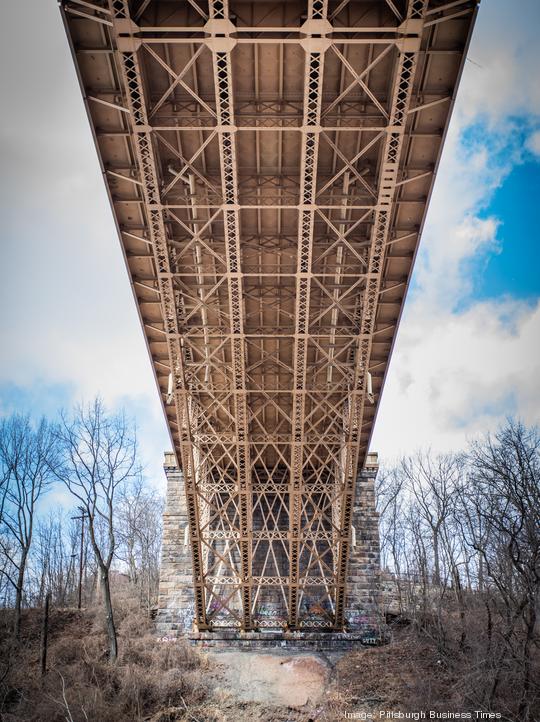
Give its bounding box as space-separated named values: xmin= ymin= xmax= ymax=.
xmin=62 ymin=0 xmax=477 ymax=631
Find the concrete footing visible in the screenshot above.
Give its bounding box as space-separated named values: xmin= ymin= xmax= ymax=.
xmin=184 ymin=629 xmax=386 ymax=650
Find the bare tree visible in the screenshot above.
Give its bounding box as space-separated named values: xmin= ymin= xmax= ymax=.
xmin=465 ymin=421 xmax=540 ymax=721
xmin=401 ymin=451 xmax=459 ymax=587
xmin=28 ymin=512 xmax=80 ymax=608
xmin=0 ymin=414 xmax=58 ymax=637
xmin=54 ymin=399 xmax=140 ymax=661
xmin=116 ymin=477 xmax=164 ymax=612
xmin=375 ymin=466 xmax=404 ymax=571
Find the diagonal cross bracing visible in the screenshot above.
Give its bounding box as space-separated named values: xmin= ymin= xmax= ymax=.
xmin=62 ymin=0 xmax=478 ymax=633
xmin=109 ymin=0 xmax=209 ymax=629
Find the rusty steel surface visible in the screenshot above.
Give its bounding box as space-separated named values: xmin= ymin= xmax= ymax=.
xmin=62 ymin=0 xmax=478 ymax=631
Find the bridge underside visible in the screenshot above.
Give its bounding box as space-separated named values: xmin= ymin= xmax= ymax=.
xmin=63 ymin=0 xmax=477 ymax=635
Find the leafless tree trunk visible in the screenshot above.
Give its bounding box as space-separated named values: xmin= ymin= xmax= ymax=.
xmin=40 ymin=590 xmax=51 ymax=676
xmin=54 ymin=398 xmax=140 ymax=662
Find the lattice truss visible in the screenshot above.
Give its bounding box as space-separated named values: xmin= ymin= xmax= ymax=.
xmin=62 ymin=0 xmax=478 ymax=630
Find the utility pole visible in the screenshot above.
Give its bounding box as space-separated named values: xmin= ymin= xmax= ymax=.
xmin=71 ymin=507 xmax=86 ymax=610
xmin=40 ymin=591 xmax=51 ymax=676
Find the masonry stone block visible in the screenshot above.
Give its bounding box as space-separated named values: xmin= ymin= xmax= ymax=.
xmin=156 ymin=454 xmax=195 ymax=637
xmin=344 ymin=455 xmax=384 ymax=640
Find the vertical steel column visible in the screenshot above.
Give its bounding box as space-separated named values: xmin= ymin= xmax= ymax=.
xmin=288 ymin=0 xmax=329 ymax=630
xmin=109 ymin=0 xmax=209 ymax=630
xmin=334 ymin=0 xmax=426 ymax=629
xmin=207 ymin=0 xmax=253 ymax=631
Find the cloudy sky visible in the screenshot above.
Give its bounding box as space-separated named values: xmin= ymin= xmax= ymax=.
xmin=1 ymin=0 xmax=539 ymax=491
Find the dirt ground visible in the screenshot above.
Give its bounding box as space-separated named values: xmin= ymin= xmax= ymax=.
xmin=195 ymin=648 xmax=350 ymax=721
xmin=197 ymin=625 xmax=444 ymax=721
xmin=206 ymin=650 xmax=334 ymax=707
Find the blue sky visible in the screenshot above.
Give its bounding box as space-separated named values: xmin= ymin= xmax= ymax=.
xmin=475 ymin=159 xmax=539 ymax=301
xmin=1 ymin=0 xmax=539 ymax=492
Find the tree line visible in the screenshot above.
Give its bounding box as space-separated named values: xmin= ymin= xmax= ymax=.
xmin=1 ymin=400 xmax=538 ymax=718
xmin=0 ymin=399 xmax=163 ymax=661
xmin=376 ymin=420 xmax=540 ymax=720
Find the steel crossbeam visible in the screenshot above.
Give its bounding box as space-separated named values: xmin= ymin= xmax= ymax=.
xmin=63 ymin=0 xmax=477 ymax=633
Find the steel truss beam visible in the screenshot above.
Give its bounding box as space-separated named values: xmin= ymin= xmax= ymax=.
xmin=109 ymin=0 xmax=209 ymax=629
xmin=290 ymin=0 xmax=329 ymax=629
xmin=62 ymin=0 xmax=476 ymax=633
xmin=207 ymin=0 xmax=253 ymax=631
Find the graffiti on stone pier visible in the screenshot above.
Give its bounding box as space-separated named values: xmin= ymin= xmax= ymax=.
xmin=253 ymin=602 xmax=287 ymax=625
xmin=177 ymin=602 xmax=195 ymax=630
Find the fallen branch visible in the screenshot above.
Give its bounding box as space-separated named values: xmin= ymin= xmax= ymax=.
xmin=180 ymin=694 xmax=201 ymax=722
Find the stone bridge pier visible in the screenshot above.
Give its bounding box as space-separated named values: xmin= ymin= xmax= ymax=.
xmin=157 ymin=452 xmax=383 ymax=647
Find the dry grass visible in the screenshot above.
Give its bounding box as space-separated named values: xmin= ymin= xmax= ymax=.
xmin=0 ymin=599 xmax=316 ymax=722
xmin=3 ymin=599 xmax=535 ymax=721
xmin=0 ymin=612 xmax=466 ymax=722
xmin=0 ymin=600 xmax=208 ymax=722
xmin=318 ymin=615 xmax=540 ymax=722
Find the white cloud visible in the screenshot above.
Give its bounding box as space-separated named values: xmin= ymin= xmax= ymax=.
xmin=456 ymin=0 xmax=540 ymax=126
xmin=526 ymin=130 xmax=540 ymax=157
xmin=373 ymin=297 xmax=540 ymax=461
xmin=409 ymin=117 xmax=521 ymax=310
xmin=0 ymin=1 xmax=170 ymax=485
